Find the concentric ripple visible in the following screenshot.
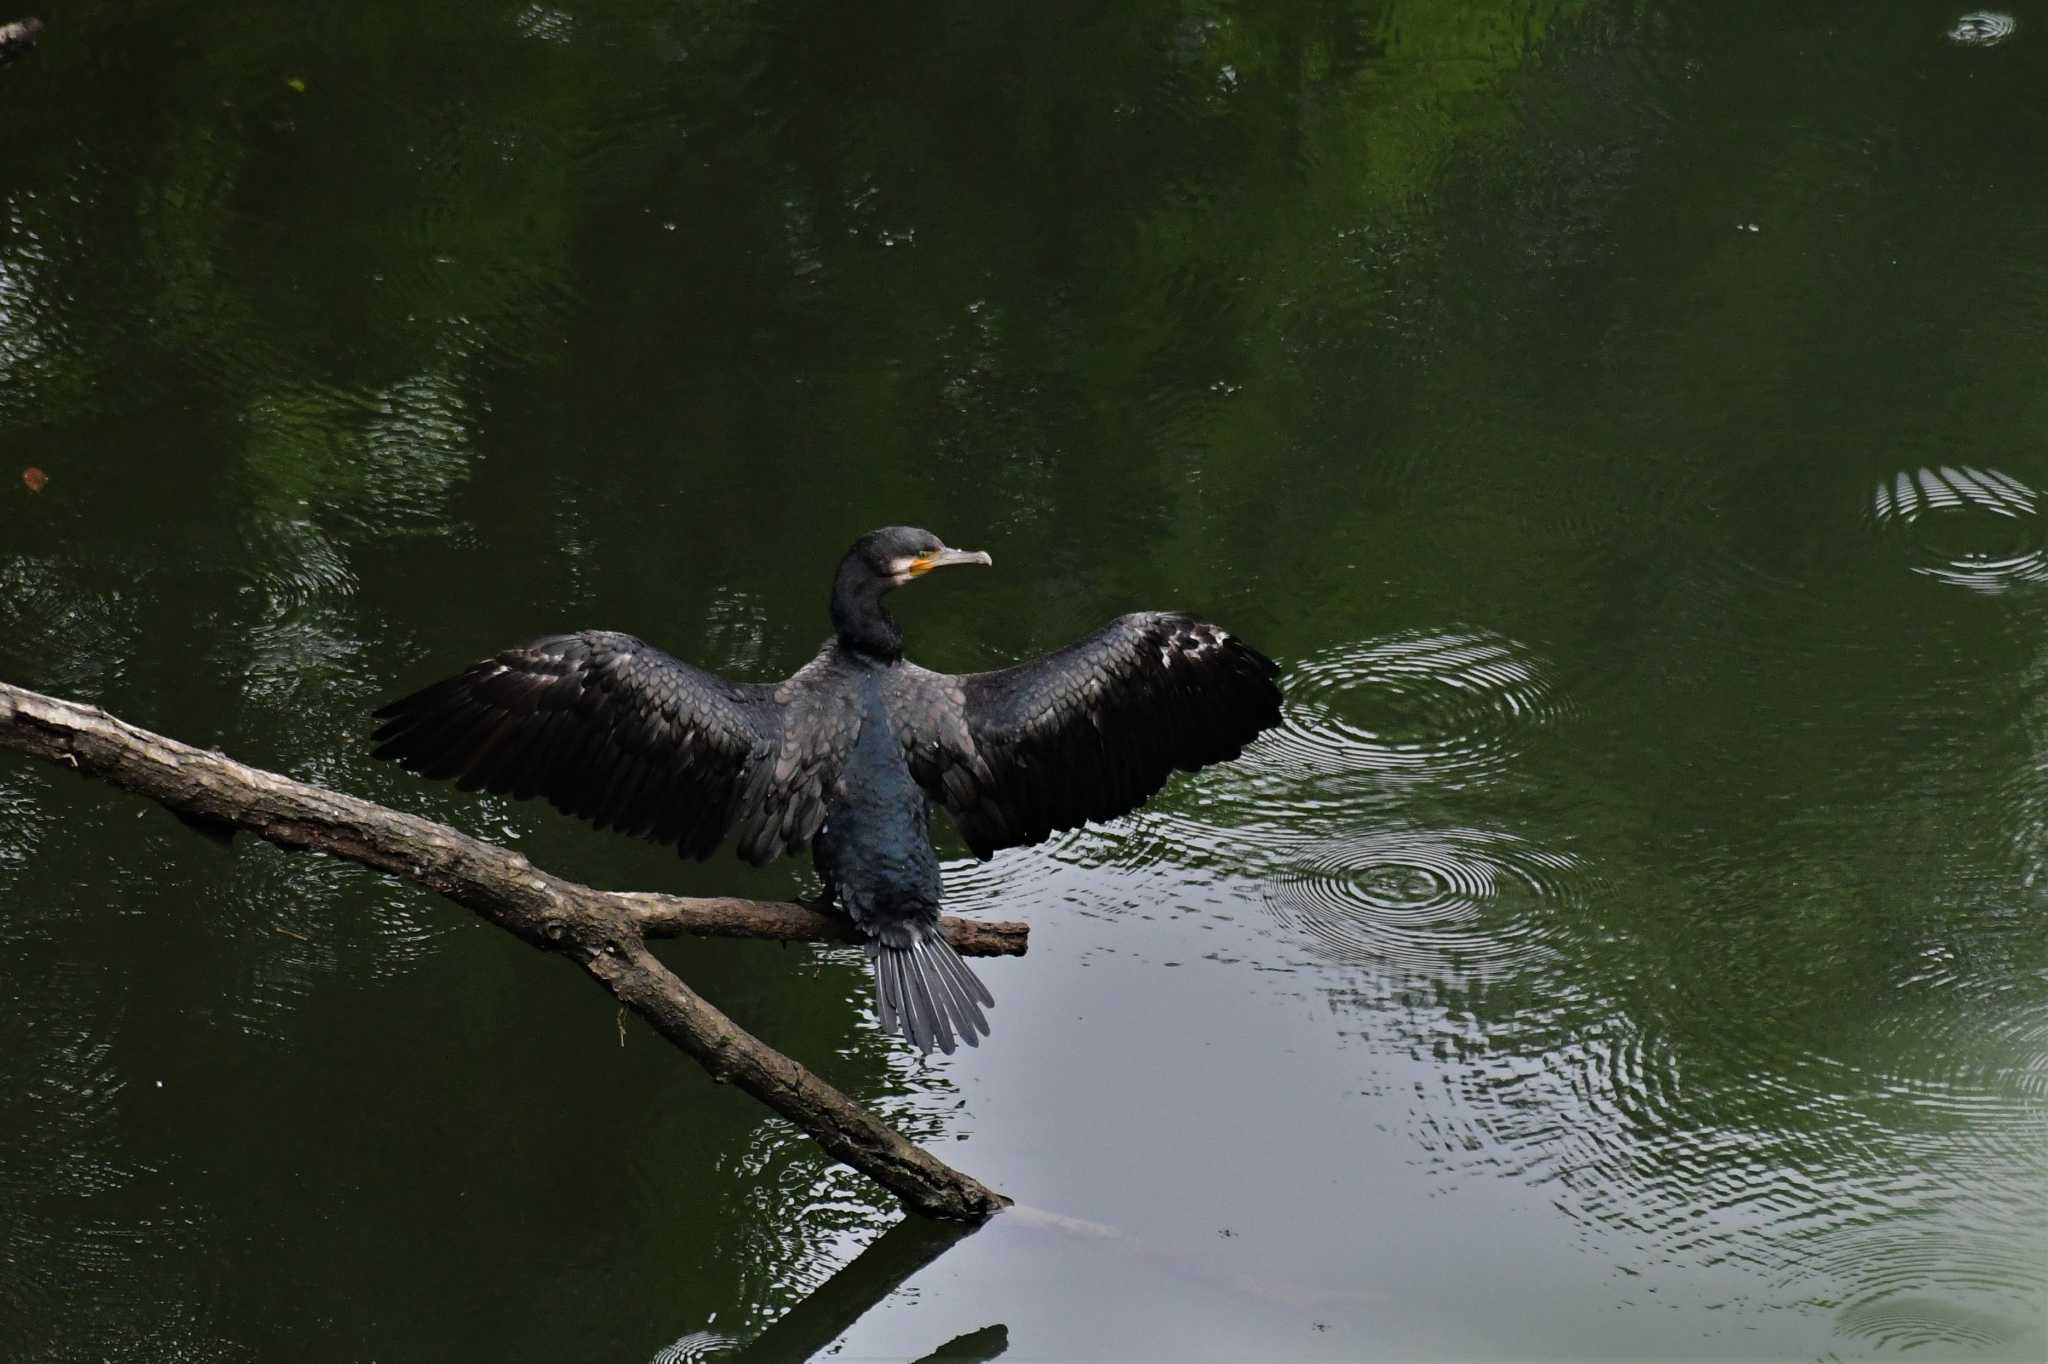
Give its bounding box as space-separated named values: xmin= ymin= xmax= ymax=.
xmin=1948 ymin=12 xmax=2016 ymax=45
xmin=1870 ymin=464 xmax=2048 ymax=593
xmin=1262 ymin=825 xmax=1585 ymax=976
xmin=1258 ymin=629 xmax=1564 ymax=795
xmin=1835 ymin=1292 xmax=2026 ymax=1352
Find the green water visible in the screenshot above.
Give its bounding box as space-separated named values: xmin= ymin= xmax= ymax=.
xmin=4 ymin=2 xmax=2045 ymax=1358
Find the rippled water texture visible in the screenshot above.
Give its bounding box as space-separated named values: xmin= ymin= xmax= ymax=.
xmin=1263 ymin=824 xmax=1582 ymax=975
xmin=1872 ymin=464 xmax=2048 ymax=592
xmin=1258 ymin=630 xmax=1564 ymax=794
xmin=1949 ymin=12 xmax=2018 ymax=46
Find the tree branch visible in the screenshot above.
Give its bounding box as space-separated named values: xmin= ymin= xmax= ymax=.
xmin=0 ymin=678 xmax=1012 ymax=1222
xmin=619 ymin=891 xmax=1025 ymax=956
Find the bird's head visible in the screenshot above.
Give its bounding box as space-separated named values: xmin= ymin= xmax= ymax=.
xmin=833 ymin=527 xmax=992 ymax=658
xmin=849 ymin=526 xmax=994 ymax=586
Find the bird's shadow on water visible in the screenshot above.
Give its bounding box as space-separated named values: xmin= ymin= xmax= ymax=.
xmin=650 ymin=1214 xmax=1005 ymax=1363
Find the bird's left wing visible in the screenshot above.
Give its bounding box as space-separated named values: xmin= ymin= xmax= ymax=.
xmin=370 ymin=631 xmax=858 ymax=865
xmin=885 ymin=612 xmax=1281 ymax=859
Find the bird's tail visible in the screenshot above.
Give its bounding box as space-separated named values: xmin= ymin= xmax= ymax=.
xmin=869 ymin=929 xmax=995 ymax=1055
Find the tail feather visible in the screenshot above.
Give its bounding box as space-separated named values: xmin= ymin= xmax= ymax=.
xmin=871 ymin=930 xmax=995 ymax=1054
xmin=925 ymin=939 xmax=991 ymax=1040
xmin=920 ymin=947 xmax=972 ymax=1052
xmin=873 ymin=947 xmax=903 ymax=1041
xmin=932 ymin=936 xmax=996 ymax=1010
xmin=902 ymin=945 xmax=947 ymax=1053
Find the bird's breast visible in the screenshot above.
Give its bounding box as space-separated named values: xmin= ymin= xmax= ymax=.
xmin=813 ymin=687 xmax=942 ymax=922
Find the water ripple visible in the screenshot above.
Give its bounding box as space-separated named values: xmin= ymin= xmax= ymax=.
xmin=937 ymin=820 xmax=1164 ymax=923
xmin=216 ymin=851 xmax=457 ymax=1042
xmin=1183 ymin=628 xmax=1569 ymax=838
xmin=1813 ymin=1216 xmax=2045 ymax=1335
xmin=1948 ymin=12 xmax=2017 ymax=46
xmin=1871 ymin=464 xmax=2048 ymax=593
xmin=1263 ymin=825 xmax=1585 ymax=977
xmin=0 ymin=959 xmax=174 ymax=1347
xmin=241 ymin=354 xmax=481 ymax=544
xmin=0 ymin=774 xmax=48 ymax=876
xmin=649 ymin=1331 xmax=738 ymax=1363
xmin=514 ymin=4 xmax=577 ymax=45
xmin=0 ymin=555 xmax=139 ymax=693
xmin=934 ymin=628 xmax=1576 ymax=957
xmin=0 ymin=195 xmax=59 ymax=418
xmin=1837 ymin=1294 xmax=2025 ymax=1351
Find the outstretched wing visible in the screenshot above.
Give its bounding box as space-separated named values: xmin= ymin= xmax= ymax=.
xmin=371 ymin=631 xmax=858 ymax=865
xmin=885 ymin=612 xmax=1282 ymax=859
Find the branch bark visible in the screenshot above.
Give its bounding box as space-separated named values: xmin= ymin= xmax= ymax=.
xmin=621 ymin=890 xmax=1025 ymax=956
xmin=0 ymin=678 xmax=1013 ymax=1222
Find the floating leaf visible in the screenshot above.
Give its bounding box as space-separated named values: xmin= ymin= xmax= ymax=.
xmin=21 ymin=466 xmax=47 ymax=492
xmin=286 ymin=76 xmax=306 ymax=93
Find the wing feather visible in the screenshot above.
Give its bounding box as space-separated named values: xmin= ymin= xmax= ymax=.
xmin=372 ymin=631 xmax=855 ymax=865
xmin=886 ymin=612 xmax=1281 ymax=859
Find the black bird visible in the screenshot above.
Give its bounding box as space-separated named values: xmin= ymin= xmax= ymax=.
xmin=371 ymin=527 xmax=1282 ymax=1053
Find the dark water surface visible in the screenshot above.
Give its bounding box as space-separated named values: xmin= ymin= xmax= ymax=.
xmin=4 ymin=1 xmax=2046 ymax=1359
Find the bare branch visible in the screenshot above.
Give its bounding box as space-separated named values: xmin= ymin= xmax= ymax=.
xmin=0 ymin=678 xmax=1011 ymax=1222
xmin=619 ymin=891 xmax=1027 ymax=956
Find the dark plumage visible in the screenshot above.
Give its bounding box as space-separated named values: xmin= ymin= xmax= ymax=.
xmin=372 ymin=526 xmax=1282 ymax=1053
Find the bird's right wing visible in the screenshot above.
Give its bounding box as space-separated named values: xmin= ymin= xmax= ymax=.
xmin=885 ymin=612 xmax=1282 ymax=859
xmin=371 ymin=631 xmax=859 ymax=865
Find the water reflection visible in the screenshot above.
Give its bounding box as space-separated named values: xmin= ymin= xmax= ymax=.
xmin=652 ymin=1215 xmax=994 ymax=1363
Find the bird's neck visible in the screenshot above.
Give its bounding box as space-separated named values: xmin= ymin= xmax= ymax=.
xmin=830 ymin=563 xmax=903 ymax=661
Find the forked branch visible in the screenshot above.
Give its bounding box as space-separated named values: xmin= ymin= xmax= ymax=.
xmin=0 ymin=678 xmax=1014 ymax=1222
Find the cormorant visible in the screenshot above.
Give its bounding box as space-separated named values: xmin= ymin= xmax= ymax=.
xmin=371 ymin=527 xmax=1282 ymax=1053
